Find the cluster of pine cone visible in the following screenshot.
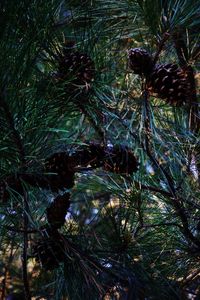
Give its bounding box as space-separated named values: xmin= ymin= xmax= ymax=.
xmin=0 ymin=142 xmax=138 ymax=269
xmin=53 ymin=43 xmax=192 ymax=106
xmin=0 ymin=142 xmax=138 ymax=202
xmin=31 ymin=45 xmax=192 ymax=268
xmin=128 ymin=48 xmax=191 ymax=105
xmin=3 ymin=45 xmax=195 ymax=271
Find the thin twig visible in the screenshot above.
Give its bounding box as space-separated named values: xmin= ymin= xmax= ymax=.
xmin=134 ymin=221 xmax=181 ymax=238
xmin=191 ymin=45 xmax=200 ymax=62
xmin=181 ymin=268 xmax=200 ymax=288
xmin=143 ymin=222 xmax=181 ymax=229
xmin=153 ymin=32 xmax=170 ymax=65
xmin=173 ymin=30 xmax=188 ymax=67
xmin=140 ymin=184 xmax=171 ymax=197
xmin=3 ymin=225 xmax=38 ymax=234
xmin=77 ymin=100 xmax=106 ymax=142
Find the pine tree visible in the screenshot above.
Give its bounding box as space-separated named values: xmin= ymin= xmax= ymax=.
xmin=0 ymin=0 xmax=200 ymax=299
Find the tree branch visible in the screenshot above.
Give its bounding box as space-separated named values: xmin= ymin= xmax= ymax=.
xmin=143 ymin=90 xmax=200 ymax=247
xmin=115 ymin=96 xmax=200 ymax=248
xmin=0 ymin=89 xmax=31 ymax=300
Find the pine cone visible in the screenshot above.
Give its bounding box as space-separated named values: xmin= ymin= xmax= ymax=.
xmin=47 ymin=192 xmax=70 ymax=229
xmin=128 ymin=48 xmax=191 ymax=105
xmin=44 ymin=152 xmax=76 ymax=192
xmin=104 ymin=145 xmax=138 ymax=175
xmin=74 ymin=142 xmax=105 ymax=168
xmin=57 ymin=50 xmax=95 ymax=91
xmin=33 ymin=228 xmax=65 ymax=270
xmin=74 ymin=143 xmax=138 ymax=174
xmin=147 ymin=63 xmax=190 ymax=105
xmin=128 ymin=48 xmax=153 ymax=76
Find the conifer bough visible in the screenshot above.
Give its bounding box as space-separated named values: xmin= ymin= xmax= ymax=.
xmin=0 ymin=143 xmax=138 ymax=203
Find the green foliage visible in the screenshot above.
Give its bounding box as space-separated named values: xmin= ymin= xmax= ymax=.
xmin=0 ymin=0 xmax=200 ymax=299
